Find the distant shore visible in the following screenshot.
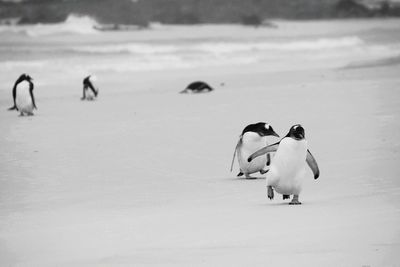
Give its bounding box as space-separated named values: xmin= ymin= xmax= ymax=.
xmin=1 ymin=0 xmax=400 ymax=27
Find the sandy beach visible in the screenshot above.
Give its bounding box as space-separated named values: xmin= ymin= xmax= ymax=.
xmin=1 ymin=19 xmax=400 ymax=266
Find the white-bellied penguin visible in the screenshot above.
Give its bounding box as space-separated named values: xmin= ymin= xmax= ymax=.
xmin=248 ymin=124 xmax=320 ymax=204
xmin=8 ymin=74 xmax=37 ymax=116
xmin=230 ymin=122 xmax=279 ymax=179
xmin=81 ymin=75 xmax=99 ymax=100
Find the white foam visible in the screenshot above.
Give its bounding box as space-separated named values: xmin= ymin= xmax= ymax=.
xmin=71 ymin=43 xmax=179 ymax=54
xmin=0 ymin=60 xmax=47 ymax=71
xmin=70 ymin=36 xmax=365 ymax=55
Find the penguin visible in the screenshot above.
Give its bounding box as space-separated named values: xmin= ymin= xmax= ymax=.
xmin=180 ymin=81 xmax=213 ymax=94
xmin=81 ymin=75 xmax=99 ymax=100
xmin=247 ymin=124 xmax=320 ymax=204
xmin=230 ymin=122 xmax=279 ymax=179
xmin=8 ymin=74 xmax=37 ymax=116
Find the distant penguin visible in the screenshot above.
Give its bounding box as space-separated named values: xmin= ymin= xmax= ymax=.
xmin=180 ymin=81 xmax=213 ymax=94
xmin=8 ymin=74 xmax=37 ymax=116
xmin=81 ymin=75 xmax=99 ymax=100
xmin=230 ymin=122 xmax=279 ymax=179
xmin=248 ymin=124 xmax=320 ymax=204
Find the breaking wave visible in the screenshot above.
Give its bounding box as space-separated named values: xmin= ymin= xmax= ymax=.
xmin=70 ymin=36 xmax=365 ymax=55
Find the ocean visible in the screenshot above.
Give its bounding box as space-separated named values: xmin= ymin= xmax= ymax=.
xmin=1 ymin=15 xmax=399 ymax=94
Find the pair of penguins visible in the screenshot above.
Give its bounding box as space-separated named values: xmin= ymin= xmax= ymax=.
xmin=8 ymin=74 xmax=98 ymax=115
xmin=231 ymin=122 xmax=320 ymax=205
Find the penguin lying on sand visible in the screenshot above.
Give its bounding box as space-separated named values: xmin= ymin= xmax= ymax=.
xmin=8 ymin=74 xmax=37 ymax=116
xmin=248 ymin=124 xmax=320 ymax=204
xmin=180 ymin=81 xmax=213 ymax=94
xmin=231 ymin=122 xmax=279 ymax=179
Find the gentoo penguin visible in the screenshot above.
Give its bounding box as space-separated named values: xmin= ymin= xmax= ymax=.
xmin=248 ymin=124 xmax=320 ymax=204
xmin=230 ymin=122 xmax=279 ymax=179
xmin=81 ymin=75 xmax=99 ymax=100
xmin=180 ymin=81 xmax=213 ymax=94
xmin=8 ymin=74 xmax=37 ymax=116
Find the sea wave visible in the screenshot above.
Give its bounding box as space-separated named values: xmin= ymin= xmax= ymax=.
xmin=71 ymin=43 xmax=180 ymax=55
xmin=0 ymin=14 xmax=99 ymax=36
xmin=0 ymin=60 xmax=48 ymax=71
xmin=70 ymin=36 xmax=365 ymax=55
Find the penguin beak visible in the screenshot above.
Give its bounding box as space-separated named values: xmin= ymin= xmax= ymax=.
xmin=272 ymin=131 xmax=279 ymax=138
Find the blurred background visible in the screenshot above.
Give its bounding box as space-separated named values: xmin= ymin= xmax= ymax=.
xmin=1 ymin=0 xmax=400 ymax=26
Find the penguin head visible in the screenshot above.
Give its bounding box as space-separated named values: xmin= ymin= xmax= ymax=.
xmin=16 ymin=74 xmax=33 ymax=84
xmin=242 ymin=122 xmax=279 ymax=138
xmin=287 ymin=124 xmax=305 ymax=140
xmin=25 ymin=75 xmax=33 ymax=81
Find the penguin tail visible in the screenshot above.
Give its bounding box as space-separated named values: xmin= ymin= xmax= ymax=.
xmin=7 ymin=105 xmax=17 ymax=111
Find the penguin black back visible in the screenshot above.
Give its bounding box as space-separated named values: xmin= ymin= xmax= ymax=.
xmin=242 ymin=122 xmax=279 ymax=137
xmin=180 ymin=81 xmax=213 ymax=93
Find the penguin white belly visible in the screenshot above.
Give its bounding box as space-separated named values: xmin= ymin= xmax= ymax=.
xmin=267 ymin=138 xmax=307 ymax=195
xmin=85 ymin=88 xmax=96 ymax=100
xmin=237 ymin=133 xmax=267 ymax=175
xmin=15 ymin=81 xmax=34 ymax=113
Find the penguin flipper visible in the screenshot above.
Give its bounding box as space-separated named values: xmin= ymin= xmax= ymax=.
xmin=306 ymin=149 xmax=320 ymax=179
xmin=11 ymin=82 xmax=18 ymax=110
xmin=248 ymin=141 xmax=280 ymax=162
xmin=87 ymin=81 xmax=97 ymax=97
xmin=230 ymin=137 xmax=242 ymax=172
xmin=29 ymin=82 xmax=37 ymax=109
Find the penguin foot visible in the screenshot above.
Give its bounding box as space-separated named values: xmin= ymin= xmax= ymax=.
xmin=27 ymin=112 xmax=34 ymax=116
xmin=289 ymin=195 xmax=301 ymax=205
xmin=8 ymin=106 xmax=17 ymax=111
xmin=237 ymin=172 xmax=244 ymax=177
xmin=267 ymin=186 xmax=274 ymax=200
xmin=260 ymin=169 xmax=269 ymax=175
xmin=19 ymin=112 xmax=25 ymax=117
xmin=283 ymin=195 xmax=290 ymax=200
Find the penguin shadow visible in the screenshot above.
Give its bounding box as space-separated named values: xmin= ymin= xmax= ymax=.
xmin=81 ymin=97 xmax=97 ymax=101
xmin=18 ymin=113 xmax=35 ymax=117
xmin=258 ymin=200 xmax=312 ymax=207
xmin=226 ymin=175 xmax=266 ymax=181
